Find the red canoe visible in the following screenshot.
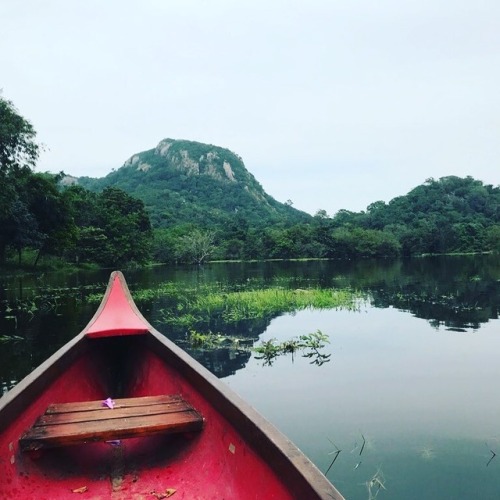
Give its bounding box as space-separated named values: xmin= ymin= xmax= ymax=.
xmin=0 ymin=271 xmax=344 ymax=499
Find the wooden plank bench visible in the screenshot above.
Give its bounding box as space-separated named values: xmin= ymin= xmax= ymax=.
xmin=20 ymin=394 xmax=204 ymax=452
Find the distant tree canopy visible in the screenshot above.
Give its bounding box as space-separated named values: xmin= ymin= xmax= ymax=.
xmin=358 ymin=176 xmax=500 ymax=255
xmin=63 ymin=186 xmax=152 ymax=267
xmin=151 ymin=176 xmax=499 ymax=262
xmin=0 ymin=95 xmax=42 ymax=263
xmin=0 ymin=95 xmax=153 ymax=267
xmin=0 ymin=95 xmax=40 ymax=174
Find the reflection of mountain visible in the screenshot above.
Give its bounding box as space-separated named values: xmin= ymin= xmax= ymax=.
xmin=185 ymin=348 xmax=252 ymax=379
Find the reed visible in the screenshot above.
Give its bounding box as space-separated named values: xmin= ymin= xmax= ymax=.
xmin=159 ymin=286 xmax=362 ymax=326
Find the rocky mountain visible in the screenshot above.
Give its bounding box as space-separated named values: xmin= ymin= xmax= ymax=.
xmin=77 ymin=138 xmax=310 ymax=228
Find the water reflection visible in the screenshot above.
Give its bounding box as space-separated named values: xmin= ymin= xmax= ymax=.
xmin=225 ymin=306 xmax=500 ymax=499
xmin=186 ymin=347 xmax=251 ymax=378
xmin=1 ymin=255 xmax=499 ymax=388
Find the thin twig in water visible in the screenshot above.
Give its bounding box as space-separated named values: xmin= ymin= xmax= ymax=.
xmin=359 ymin=433 xmax=366 ymax=456
xmin=486 ymin=450 xmax=496 ymax=467
xmin=325 ymin=439 xmax=342 ymax=476
xmin=325 ymin=450 xmax=341 ymax=476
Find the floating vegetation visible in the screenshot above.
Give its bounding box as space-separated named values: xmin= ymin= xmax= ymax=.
xmin=359 ymin=433 xmax=366 ymax=456
xmin=366 ymin=467 xmax=386 ymax=500
xmin=1 ymin=299 xmax=38 ymax=325
xmin=181 ymin=328 xmax=332 ymax=368
xmin=253 ymin=330 xmax=331 ymax=366
xmin=0 ymin=335 xmax=24 ymax=344
xmin=1 ymin=284 xmax=102 ymax=322
xmin=185 ymin=329 xmax=250 ymax=350
xmin=125 ymin=281 xmax=365 ymax=330
xmin=419 ymin=446 xmax=436 ymax=461
xmin=351 ymin=432 xmax=370 ymax=456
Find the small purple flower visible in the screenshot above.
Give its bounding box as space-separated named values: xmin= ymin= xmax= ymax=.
xmin=102 ymin=397 xmax=115 ymax=409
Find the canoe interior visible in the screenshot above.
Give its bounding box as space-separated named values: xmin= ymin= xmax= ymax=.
xmin=0 ymin=334 xmax=331 ymax=499
xmin=0 ymin=271 xmax=343 ymax=499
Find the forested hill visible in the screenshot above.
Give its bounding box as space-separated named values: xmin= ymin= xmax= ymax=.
xmin=328 ymin=176 xmax=500 ymax=256
xmin=77 ymin=138 xmax=310 ymax=229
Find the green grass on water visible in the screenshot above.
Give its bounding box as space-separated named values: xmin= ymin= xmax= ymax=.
xmin=88 ymin=282 xmax=364 ymax=328
xmin=197 ymin=287 xmax=361 ymax=323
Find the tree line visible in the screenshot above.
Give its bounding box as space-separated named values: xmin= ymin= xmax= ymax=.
xmin=1 ymin=94 xmax=499 ymax=268
xmin=1 ymin=95 xmax=152 ymax=267
xmin=151 ymin=176 xmax=500 ymax=263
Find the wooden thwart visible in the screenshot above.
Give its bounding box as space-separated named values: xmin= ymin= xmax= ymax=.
xmin=20 ymin=394 xmax=203 ymax=452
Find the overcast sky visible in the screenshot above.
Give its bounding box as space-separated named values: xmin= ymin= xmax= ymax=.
xmin=2 ymin=1 xmax=499 ymax=215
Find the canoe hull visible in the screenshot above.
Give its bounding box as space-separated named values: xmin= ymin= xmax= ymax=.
xmin=0 ymin=272 xmax=343 ymax=499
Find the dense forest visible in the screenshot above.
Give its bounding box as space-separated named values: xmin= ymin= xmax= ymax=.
xmin=0 ymin=95 xmax=152 ymax=267
xmin=1 ymin=95 xmax=499 ymax=268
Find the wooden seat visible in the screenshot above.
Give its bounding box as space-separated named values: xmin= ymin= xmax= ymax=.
xmin=20 ymin=394 xmax=203 ymax=452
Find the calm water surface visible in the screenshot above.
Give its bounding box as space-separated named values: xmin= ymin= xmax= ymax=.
xmin=226 ymin=307 xmax=500 ymax=499
xmin=1 ymin=256 xmax=499 ymax=499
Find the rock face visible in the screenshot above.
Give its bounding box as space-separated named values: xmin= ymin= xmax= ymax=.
xmin=76 ymin=138 xmax=311 ymax=229
xmin=124 ymin=138 xmax=242 ymax=184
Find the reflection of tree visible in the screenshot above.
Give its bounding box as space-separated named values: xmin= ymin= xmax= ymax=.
xmin=250 ymin=257 xmax=500 ymax=331
xmin=370 ymin=284 xmax=498 ymax=330
xmin=352 ymin=256 xmax=500 ymax=330
xmin=3 ymin=256 xmax=499 ymax=390
xmin=154 ymin=317 xmax=273 ymax=379
xmin=185 ymin=347 xmax=252 ymax=378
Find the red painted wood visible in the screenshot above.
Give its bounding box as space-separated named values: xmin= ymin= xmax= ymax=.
xmin=0 ymin=271 xmax=344 ymax=499
xmin=84 ymin=273 xmax=149 ymax=337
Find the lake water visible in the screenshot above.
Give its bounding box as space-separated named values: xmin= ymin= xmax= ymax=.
xmin=1 ymin=256 xmax=499 ymax=499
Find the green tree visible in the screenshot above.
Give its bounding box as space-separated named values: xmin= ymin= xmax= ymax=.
xmin=152 ymin=226 xmax=191 ymax=264
xmin=61 ymin=185 xmax=153 ymax=266
xmin=0 ymin=95 xmax=41 ymax=263
xmin=96 ymin=187 xmax=152 ymax=266
xmin=177 ymin=229 xmax=216 ymax=264
xmin=0 ymin=95 xmax=40 ymax=174
xmin=330 ymin=227 xmax=400 ymax=258
xmin=21 ymin=173 xmax=77 ymax=265
xmin=485 ymin=225 xmax=500 ymax=254
xmin=9 ymin=199 xmax=45 ymax=264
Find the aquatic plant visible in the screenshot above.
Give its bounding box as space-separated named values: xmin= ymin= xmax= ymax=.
xmin=0 ymin=335 xmax=24 ymax=344
xmin=136 ymin=281 xmax=365 ymax=330
xmin=366 ymin=467 xmax=386 ymax=500
xmin=185 ymin=329 xmax=248 ymax=349
xmin=253 ymin=330 xmax=331 ymax=366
